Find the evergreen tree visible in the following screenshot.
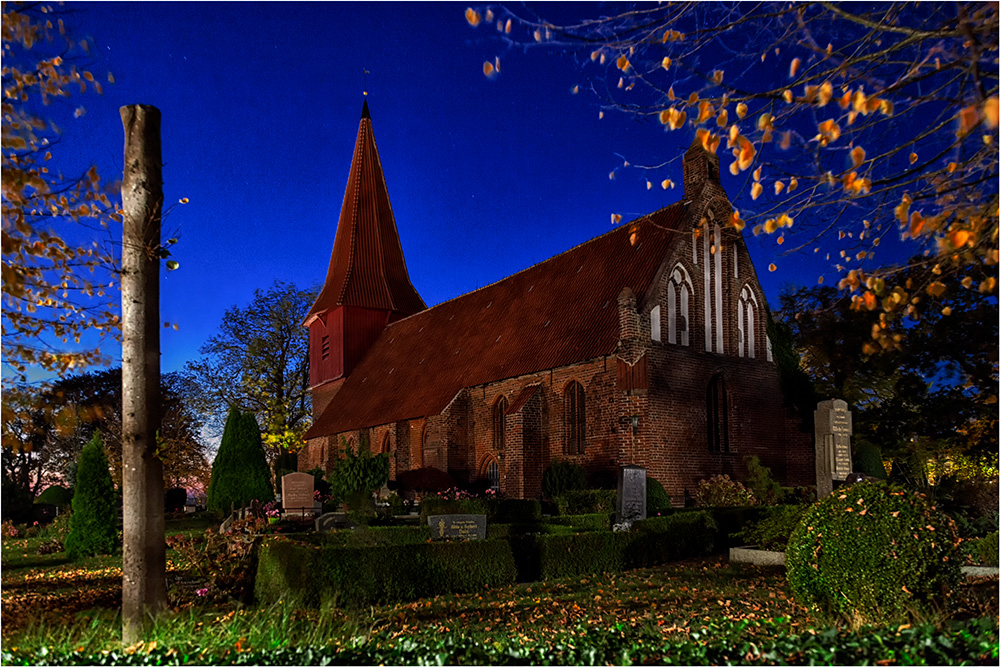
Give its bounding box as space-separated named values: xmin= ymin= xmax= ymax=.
xmin=64 ymin=433 xmax=118 ymax=559
xmin=207 ymin=407 xmax=273 ymax=514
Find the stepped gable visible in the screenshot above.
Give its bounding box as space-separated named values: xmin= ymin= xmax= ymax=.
xmin=306 ymin=98 xmax=425 ymax=323
xmin=306 ymin=202 xmax=687 ymax=438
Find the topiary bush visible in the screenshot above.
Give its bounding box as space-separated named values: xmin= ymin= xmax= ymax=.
xmin=542 ymin=459 xmax=586 ymax=499
xmin=554 ymin=489 xmax=616 ymax=515
xmin=64 ymin=433 xmax=118 ymax=559
xmin=207 ymin=408 xmax=274 ymax=515
xmin=646 ymin=476 xmax=671 ymax=515
xmin=786 ymin=481 xmax=960 ymax=626
xmin=693 ymin=475 xmax=756 ymax=507
xmin=35 ymin=484 xmax=73 ymax=508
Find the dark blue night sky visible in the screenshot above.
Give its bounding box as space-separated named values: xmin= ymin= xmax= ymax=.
xmin=21 ymin=2 xmax=905 ymax=377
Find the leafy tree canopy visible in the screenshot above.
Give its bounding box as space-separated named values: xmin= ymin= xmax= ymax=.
xmin=186 ymin=281 xmax=315 ymax=456
xmin=466 ymin=2 xmax=997 ymax=349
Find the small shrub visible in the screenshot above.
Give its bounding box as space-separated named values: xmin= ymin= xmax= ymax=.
xmin=546 ymin=513 xmax=611 ymax=532
xmin=65 ymin=433 xmax=118 ymax=559
xmin=646 ymin=476 xmax=671 ymax=515
xmin=962 ymin=531 xmax=999 ymax=566
xmin=328 ymin=437 xmax=389 ymax=505
xmin=737 ymin=504 xmax=808 ymax=550
xmin=167 ymin=517 xmax=264 ymax=603
xmin=693 ymin=475 xmax=756 ymax=507
xmin=554 ymin=489 xmax=616 ymax=515
xmin=786 ymin=481 xmax=960 ymax=626
xmin=744 ymin=456 xmax=783 ymax=505
xmin=541 ymin=460 xmax=586 ymax=499
xmin=38 ymin=511 xmax=71 ymax=542
xmin=35 ymin=484 xmax=73 ymax=508
xmin=853 ymin=440 xmax=888 ymax=479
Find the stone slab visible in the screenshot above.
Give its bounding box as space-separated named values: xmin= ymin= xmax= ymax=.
xmin=281 ymin=472 xmax=315 ymax=512
xmin=616 ymin=465 xmax=647 ymax=523
xmin=315 ymin=512 xmax=356 ymax=532
xmin=428 ymin=514 xmax=486 ymax=541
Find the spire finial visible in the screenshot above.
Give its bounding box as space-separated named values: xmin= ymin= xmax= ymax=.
xmin=363 ymin=68 xmax=370 ymax=96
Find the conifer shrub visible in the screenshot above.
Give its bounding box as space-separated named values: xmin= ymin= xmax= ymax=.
xmin=64 ymin=433 xmax=118 ymax=559
xmin=786 ymin=481 xmax=960 ymax=626
xmin=207 ymin=407 xmax=274 ymax=515
xmin=853 ymin=440 xmax=888 ymax=479
xmin=646 ymin=476 xmax=671 ymax=515
xmin=744 ymin=456 xmax=784 ymax=505
xmin=541 ymin=459 xmax=586 ymax=499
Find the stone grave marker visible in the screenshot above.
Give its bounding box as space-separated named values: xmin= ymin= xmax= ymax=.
xmin=814 ymin=399 xmax=853 ymax=498
xmin=315 ymin=512 xmax=356 ymax=532
xmin=427 ymin=514 xmax=486 ymax=541
xmin=281 ymin=471 xmax=315 ymax=516
xmin=616 ymin=465 xmax=647 ymax=525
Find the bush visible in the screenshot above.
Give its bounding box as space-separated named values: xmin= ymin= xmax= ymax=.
xmin=256 ymin=538 xmax=517 ymax=607
xmin=309 ymin=525 xmax=431 ymax=548
xmin=419 ymin=496 xmax=540 ymax=525
xmin=207 ymin=408 xmax=274 ymax=515
xmin=64 ymin=433 xmax=118 ymax=559
xmin=167 ymin=517 xmax=264 ymax=603
xmin=627 ymin=512 xmax=718 ymax=567
xmin=853 ymin=440 xmax=888 ymax=479
xmin=546 ymin=512 xmax=612 ymax=532
xmin=786 ymin=481 xmax=960 ymax=626
xmin=1 ymin=476 xmax=33 ymax=523
xmin=646 ymin=476 xmax=671 ymax=515
xmin=737 ymin=504 xmax=809 ymax=550
xmin=744 ymin=456 xmax=783 ymax=505
xmin=693 ymin=475 xmax=756 ymax=507
xmin=35 ymin=484 xmax=73 ymax=508
xmin=328 ymin=436 xmax=389 ymax=507
xmin=962 ymin=531 xmax=998 ymax=566
xmin=554 ymin=489 xmax=617 ymax=515
xmin=541 ymin=459 xmax=586 ymax=499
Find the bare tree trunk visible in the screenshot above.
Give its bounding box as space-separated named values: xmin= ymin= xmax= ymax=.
xmin=120 ymin=104 xmax=167 ymax=644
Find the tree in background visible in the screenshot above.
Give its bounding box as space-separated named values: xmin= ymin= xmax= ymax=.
xmin=0 ymin=369 xmax=210 ymax=493
xmin=207 ymin=407 xmax=274 ymax=515
xmin=186 ymin=281 xmax=315 ymax=459
xmin=2 ymin=2 xmax=123 ymax=380
xmin=779 ymin=262 xmax=997 ymax=478
xmin=64 ymin=432 xmax=117 ymax=559
xmin=466 ymin=3 xmax=997 ymax=347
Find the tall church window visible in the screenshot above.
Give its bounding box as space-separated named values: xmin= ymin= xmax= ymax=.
xmin=737 ymin=285 xmax=758 ymax=358
xmin=492 ymin=396 xmax=508 ymax=452
xmin=667 ymin=265 xmax=692 ymax=346
xmin=707 ymin=374 xmax=730 ymax=453
xmin=565 ymin=381 xmax=586 ymax=454
xmin=486 ymin=460 xmax=500 ymax=491
xmin=651 ymin=305 xmax=661 ymax=342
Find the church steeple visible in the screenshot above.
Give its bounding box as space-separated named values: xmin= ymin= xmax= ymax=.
xmin=306 ymin=100 xmax=425 ymax=393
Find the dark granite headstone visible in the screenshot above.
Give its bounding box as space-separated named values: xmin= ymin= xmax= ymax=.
xmin=315 ymin=512 xmax=356 ymax=532
xmin=427 ymin=514 xmax=486 ymax=541
xmin=616 ymin=465 xmax=647 ymax=524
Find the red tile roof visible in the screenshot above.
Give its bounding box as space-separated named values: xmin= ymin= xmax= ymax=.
xmin=306 ymin=202 xmax=687 ymax=439
xmin=306 ymin=99 xmax=425 ymax=322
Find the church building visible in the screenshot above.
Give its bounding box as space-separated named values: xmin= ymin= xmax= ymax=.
xmin=299 ymin=100 xmax=815 ymax=503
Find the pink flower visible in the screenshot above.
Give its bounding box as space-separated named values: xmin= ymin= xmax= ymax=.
xmin=196 ymin=588 xmax=209 ymax=597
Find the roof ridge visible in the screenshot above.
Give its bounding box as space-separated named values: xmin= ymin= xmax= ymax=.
xmin=384 ymin=200 xmax=688 ymax=329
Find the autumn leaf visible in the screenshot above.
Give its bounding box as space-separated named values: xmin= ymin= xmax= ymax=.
xmin=751 ymin=182 xmax=763 ymax=200
xmin=465 ymin=8 xmax=481 ymax=26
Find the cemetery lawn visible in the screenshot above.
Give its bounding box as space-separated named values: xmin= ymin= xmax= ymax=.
xmin=2 ymin=521 xmax=997 ymax=663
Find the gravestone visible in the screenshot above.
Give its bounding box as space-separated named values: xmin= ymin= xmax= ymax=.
xmin=616 ymin=465 xmax=647 ymax=525
xmin=315 ymin=512 xmax=356 ymax=532
xmin=427 ymin=514 xmax=486 ymax=541
xmin=281 ymin=471 xmax=315 ymax=516
xmin=814 ymin=399 xmax=853 ymax=498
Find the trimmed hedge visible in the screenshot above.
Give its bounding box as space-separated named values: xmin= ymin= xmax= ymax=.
xmin=256 ymin=538 xmax=517 ymax=607
xmin=553 ymin=489 xmax=616 ymax=515
xmin=659 ymin=506 xmax=767 ymax=549
xmin=419 ymin=497 xmax=541 ymax=524
xmin=546 ymin=512 xmax=612 ymax=532
xmin=786 ymin=482 xmax=961 ymax=625
xmin=308 ymin=525 xmax=430 ymax=547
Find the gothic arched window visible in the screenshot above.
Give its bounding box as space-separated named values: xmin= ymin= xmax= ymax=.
xmin=667 ymin=265 xmax=693 ymax=346
xmin=707 ymin=374 xmax=730 ymax=453
xmin=737 ymin=285 xmax=758 ymax=358
xmin=565 ymin=381 xmax=586 ymax=454
xmin=486 ymin=460 xmax=500 ymax=491
xmin=492 ymin=396 xmax=508 ymax=452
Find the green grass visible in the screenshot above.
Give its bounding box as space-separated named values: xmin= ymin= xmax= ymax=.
xmin=2 ymin=511 xmax=997 ymax=662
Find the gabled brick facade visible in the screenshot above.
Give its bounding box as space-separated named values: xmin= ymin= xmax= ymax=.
xmin=300 ymin=117 xmax=815 ymax=503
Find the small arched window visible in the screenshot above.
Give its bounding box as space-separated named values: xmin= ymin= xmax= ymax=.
xmin=737 ymin=285 xmax=758 ymax=358
xmin=486 ymin=460 xmax=500 ymax=491
xmin=707 ymin=374 xmax=730 ymax=453
xmin=492 ymin=396 xmax=508 ymax=451
xmin=380 ymin=433 xmax=391 ymax=454
xmin=667 ymin=265 xmax=692 ymax=346
xmin=565 ymin=381 xmax=586 ymax=455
